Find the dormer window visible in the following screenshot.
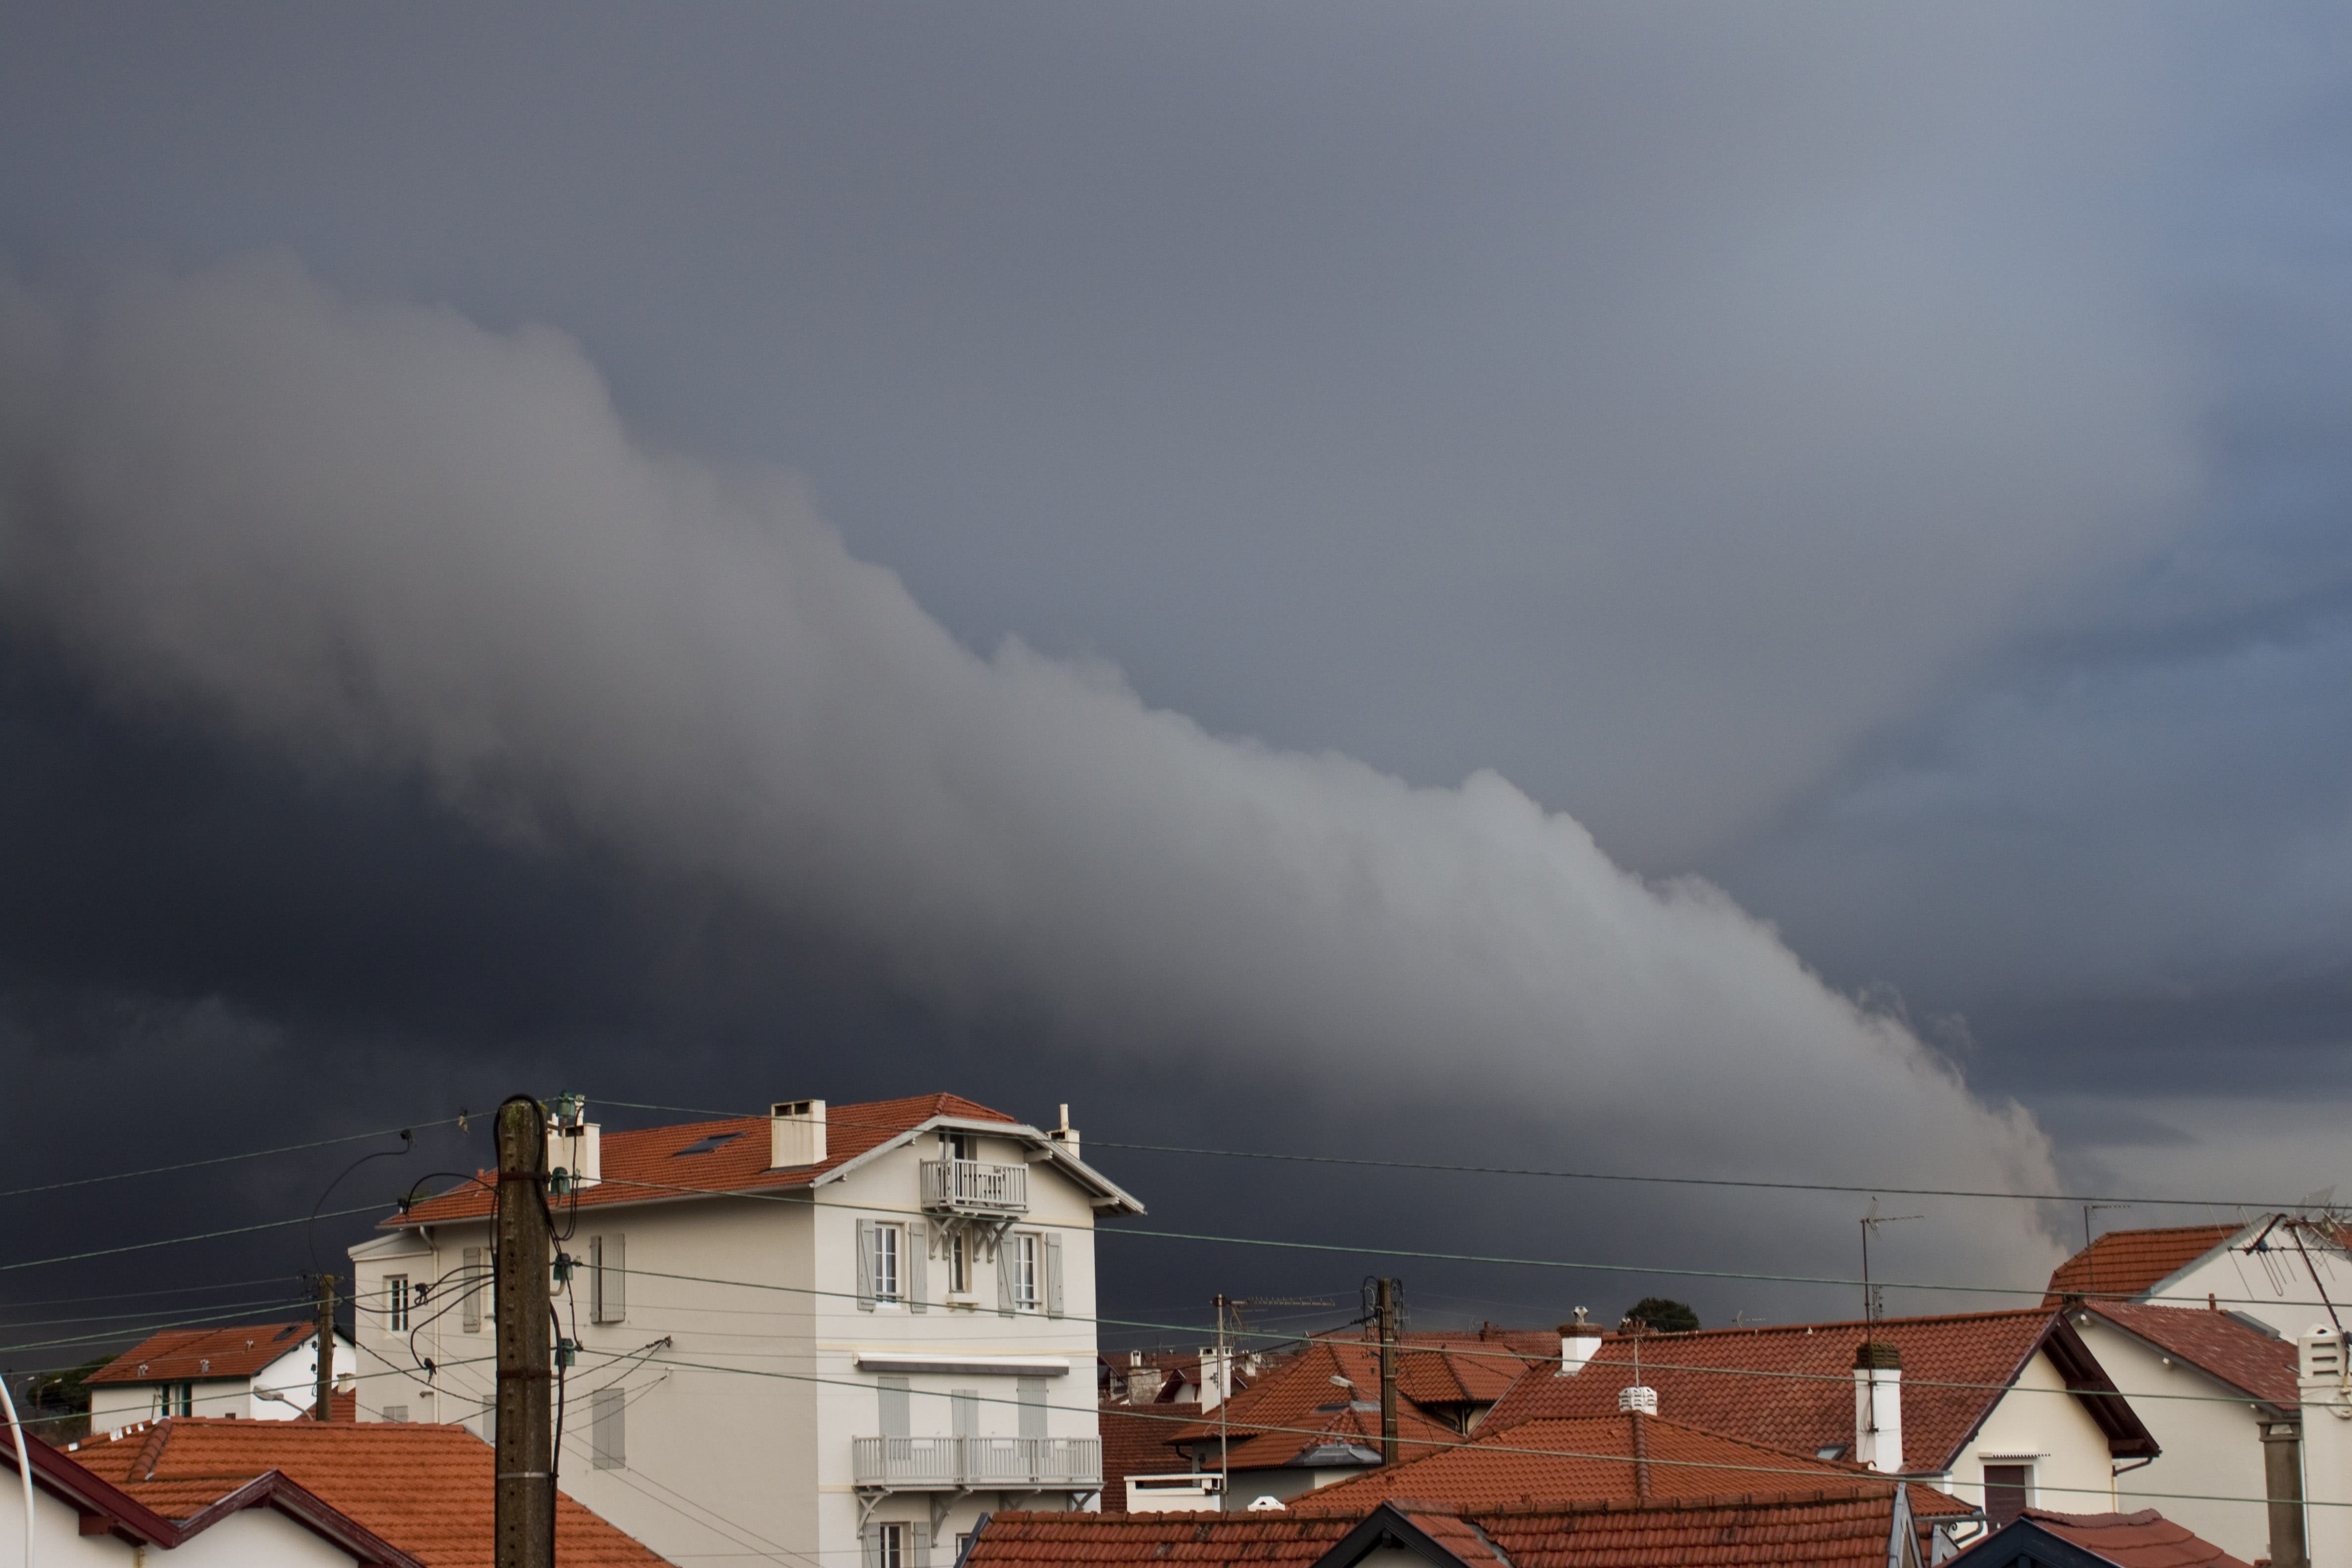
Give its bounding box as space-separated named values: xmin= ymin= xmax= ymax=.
xmin=942 ymin=1131 xmax=976 ymax=1163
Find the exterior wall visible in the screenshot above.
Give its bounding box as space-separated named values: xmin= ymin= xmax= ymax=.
xmin=90 ymin=1378 xmax=251 ymax=1428
xmin=2163 ymin=1234 xmax=2352 ymax=1338
xmin=0 ymin=1483 xmax=355 ymax=1567
xmin=351 ymin=1116 xmax=1114 ymax=1568
xmin=2067 ymin=1314 xmax=2270 ymax=1562
xmin=1220 ymin=1465 xmax=1371 ymax=1510
xmin=1931 ymin=1349 xmax=2118 ymax=1519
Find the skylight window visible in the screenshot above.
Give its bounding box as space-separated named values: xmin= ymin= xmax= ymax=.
xmin=672 ymin=1131 xmax=746 ymax=1157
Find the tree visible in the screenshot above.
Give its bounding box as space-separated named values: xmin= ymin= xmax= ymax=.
xmin=1622 ymin=1297 xmax=1700 ymax=1334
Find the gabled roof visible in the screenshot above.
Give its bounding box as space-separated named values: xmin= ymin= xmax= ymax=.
xmin=392 ymin=1092 xmax=1143 ymax=1225
xmin=2077 ymin=1301 xmax=2297 ymax=1409
xmin=1 ymin=1422 xmax=421 ymax=1566
xmin=88 ymin=1320 xmax=323 ymax=1384
xmin=1287 ymin=1415 xmax=1974 ymax=1514
xmin=968 ymin=1486 xmax=1959 ymax=1568
xmin=1387 ymin=1330 xmax=1555 ymax=1408
xmin=65 ymin=1417 xmax=673 ymax=1566
xmin=1480 ymin=1309 xmax=2156 ymax=1472
xmin=1166 ymin=1338 xmax=1469 ymax=1472
xmin=2044 ymin=1225 xmax=2241 ymax=1304
xmin=1947 ymin=1507 xmax=2252 ymax=1568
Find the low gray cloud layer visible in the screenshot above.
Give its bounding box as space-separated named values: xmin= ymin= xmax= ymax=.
xmin=0 ymin=261 xmax=2061 ymax=1296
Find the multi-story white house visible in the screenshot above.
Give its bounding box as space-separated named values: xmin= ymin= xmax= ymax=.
xmin=347 ymin=1092 xmax=1143 ymax=1568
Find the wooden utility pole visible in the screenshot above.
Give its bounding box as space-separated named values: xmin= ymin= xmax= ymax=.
xmin=494 ymin=1096 xmax=555 ymax=1568
xmin=313 ymin=1274 xmax=337 ymax=1420
xmin=1374 ymin=1278 xmax=1399 ymax=1466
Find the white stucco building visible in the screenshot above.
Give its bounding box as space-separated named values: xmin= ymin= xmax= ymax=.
xmin=86 ymin=1321 xmax=355 ymax=1428
xmin=2048 ymin=1215 xmax=2352 ymax=1337
xmin=349 ymin=1092 xmax=1143 ymax=1568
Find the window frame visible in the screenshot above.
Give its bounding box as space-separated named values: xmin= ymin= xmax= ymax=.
xmin=875 ymin=1222 xmax=903 ymax=1303
xmin=1982 ymin=1463 xmax=2032 ymax=1529
xmin=947 ymin=1229 xmax=972 ymax=1295
xmin=877 ymin=1522 xmax=906 ymax=1568
xmin=1010 ymin=1232 xmax=1040 ymax=1312
xmin=385 ymin=1274 xmax=411 ymax=1331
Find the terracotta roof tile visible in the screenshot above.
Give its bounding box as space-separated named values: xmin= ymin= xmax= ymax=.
xmin=1480 ymin=1309 xmax=2142 ymax=1473
xmin=971 ymin=1489 xmax=1960 ymax=1568
xmin=88 ymin=1322 xmax=319 ymax=1385
xmin=2080 ymin=1302 xmax=2297 ymax=1407
xmin=1166 ymin=1340 xmax=1468 ymax=1472
xmin=1287 ymin=1416 xmax=1972 ymax=1515
xmin=1980 ymin=1507 xmax=2253 ymax=1568
xmin=66 ymin=1418 xmax=671 ymax=1566
xmin=2045 ymin=1226 xmax=2240 ymax=1304
xmin=1099 ymin=1402 xmax=1201 ymax=1512
xmin=396 ymin=1093 xmax=1019 ymax=1226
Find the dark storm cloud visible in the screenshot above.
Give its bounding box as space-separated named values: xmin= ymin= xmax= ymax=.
xmin=0 ymin=260 xmax=2063 ymax=1317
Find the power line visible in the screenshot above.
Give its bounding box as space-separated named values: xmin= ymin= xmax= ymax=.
xmin=0 ymin=1117 xmax=464 ymax=1202
xmin=0 ymin=1203 xmax=386 ymax=1274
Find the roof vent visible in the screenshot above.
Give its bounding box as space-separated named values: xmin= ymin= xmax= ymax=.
xmin=772 ymin=1100 xmax=827 ymax=1169
xmin=1617 ymin=1385 xmax=1658 ymax=1416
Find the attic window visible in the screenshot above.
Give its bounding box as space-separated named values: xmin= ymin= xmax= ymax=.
xmin=1815 ymin=1443 xmax=1849 ymax=1461
xmin=673 ymin=1131 xmax=746 ymax=1157
xmin=274 ymin=1324 xmax=302 ymax=1341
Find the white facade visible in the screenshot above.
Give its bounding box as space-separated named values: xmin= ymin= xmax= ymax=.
xmin=350 ymin=1101 xmax=1140 ymax=1568
xmin=2067 ymin=1311 xmax=2275 ymax=1562
xmin=2142 ymin=1220 xmax=2351 ymax=1337
xmin=1917 ymin=1347 xmax=2120 ymax=1524
xmin=0 ymin=1460 xmax=365 ymax=1568
xmin=87 ymin=1332 xmax=356 ymax=1429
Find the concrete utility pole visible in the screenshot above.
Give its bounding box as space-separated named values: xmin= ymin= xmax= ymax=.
xmin=494 ymin=1096 xmax=555 ymax=1568
xmin=1374 ymin=1278 xmax=1399 ymax=1467
xmin=313 ymin=1273 xmax=337 ymax=1420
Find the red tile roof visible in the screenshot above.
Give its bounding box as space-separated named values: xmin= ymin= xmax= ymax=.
xmin=1167 ymin=1339 xmax=1470 ymax=1472
xmin=1288 ymin=1416 xmax=1971 ymax=1514
xmin=1961 ymin=1508 xmax=2253 ymax=1568
xmin=1479 ymin=1310 xmax=2154 ymax=1472
xmin=1100 ymin=1402 xmax=1202 ymax=1512
xmin=2080 ymin=1302 xmax=2298 ymax=1408
xmin=970 ymin=1488 xmax=1961 ymax=1568
xmin=66 ymin=1418 xmax=673 ymax=1566
xmin=89 ymin=1322 xmax=320 ymax=1384
xmin=2045 ymin=1225 xmax=2240 ymax=1304
xmin=1384 ymin=1330 xmax=1556 ymax=1408
xmin=395 ymin=1093 xmax=1020 ymax=1226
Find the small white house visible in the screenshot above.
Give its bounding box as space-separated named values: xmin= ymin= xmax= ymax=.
xmin=1 ymin=1419 xmax=413 ymax=1567
xmin=86 ymin=1320 xmax=356 ymax=1427
xmin=2049 ymin=1216 xmax=2352 ymax=1337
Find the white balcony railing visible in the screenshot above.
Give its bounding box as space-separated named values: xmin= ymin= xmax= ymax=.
xmin=919 ymin=1158 xmax=1029 ymax=1216
xmin=852 ymin=1435 xmax=1101 ymax=1490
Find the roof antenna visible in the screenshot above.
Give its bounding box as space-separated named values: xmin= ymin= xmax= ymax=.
xmin=1860 ymin=1199 xmax=1921 ymax=1325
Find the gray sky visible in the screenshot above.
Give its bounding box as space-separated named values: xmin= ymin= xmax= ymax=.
xmin=3 ymin=2 xmax=2350 ymax=1336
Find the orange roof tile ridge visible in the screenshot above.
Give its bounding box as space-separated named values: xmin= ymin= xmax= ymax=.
xmin=131 ymin=1419 xmax=174 ymax=1481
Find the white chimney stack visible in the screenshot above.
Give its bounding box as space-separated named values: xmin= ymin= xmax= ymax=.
xmin=544 ymin=1096 xmax=601 ymax=1190
xmin=1853 ymin=1342 xmax=1903 ymax=1473
xmin=2300 ymin=1325 xmax=2351 ymax=1568
xmin=1559 ymin=1309 xmax=1605 ymax=1376
xmin=1049 ymin=1103 xmax=1080 ymax=1160
xmin=771 ymin=1100 xmax=827 ymax=1168
xmin=1617 ymin=1385 xmax=1658 ymax=1416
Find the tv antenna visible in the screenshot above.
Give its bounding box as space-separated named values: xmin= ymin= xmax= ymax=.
xmin=1860 ymin=1200 xmax=1921 ymax=1324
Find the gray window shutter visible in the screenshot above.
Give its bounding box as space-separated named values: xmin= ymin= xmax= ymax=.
xmin=857 ymin=1218 xmax=877 ymax=1311
xmin=952 ymin=1389 xmax=979 ymax=1439
xmin=591 ymin=1386 xmax=626 ymax=1469
xmin=461 ymin=1247 xmax=483 ymax=1333
xmin=1044 ymin=1234 xmax=1064 ymax=1319
xmin=589 ymin=1236 xmax=604 ymax=1323
xmin=862 ymin=1527 xmax=880 ymax=1568
xmin=910 ymin=1523 xmax=931 ymax=1568
xmin=995 ymin=1234 xmax=1015 ymax=1318
xmin=908 ymin=1221 xmax=928 ymax=1314
xmin=601 ymin=1234 xmax=626 ymax=1323
xmin=1017 ymin=1376 xmax=1046 ymax=1439
xmin=878 ymin=1375 xmax=911 ymax=1438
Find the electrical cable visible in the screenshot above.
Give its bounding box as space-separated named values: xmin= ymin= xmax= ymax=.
xmin=0 ymin=1116 xmax=465 ymax=1202
xmin=0 ymin=1203 xmax=386 ymax=1274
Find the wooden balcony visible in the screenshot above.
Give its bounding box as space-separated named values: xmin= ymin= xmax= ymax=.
xmin=851 ymin=1435 xmax=1100 ymax=1490
xmin=919 ymin=1158 xmax=1029 ymax=1217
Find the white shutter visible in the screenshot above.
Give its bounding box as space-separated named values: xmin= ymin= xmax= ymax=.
xmin=1045 ymin=1234 xmax=1064 ymax=1319
xmin=995 ymin=1232 xmax=1015 ymax=1317
xmin=591 ymin=1386 xmax=626 ymax=1469
xmin=910 ymin=1523 xmax=931 ymax=1568
xmin=461 ymin=1247 xmax=483 ymax=1333
xmin=908 ymin=1220 xmax=928 ymax=1314
xmin=857 ymin=1218 xmax=877 ymax=1311
xmin=1017 ymin=1377 xmax=1046 ymax=1439
xmin=862 ymin=1527 xmax=881 ymax=1568
xmin=589 ymin=1236 xmax=604 ymax=1322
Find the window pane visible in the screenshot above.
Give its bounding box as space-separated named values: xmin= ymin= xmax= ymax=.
xmin=880 ymin=1523 xmax=904 ymax=1568
xmin=387 ymin=1275 xmax=411 ymax=1331
xmin=877 ymin=1225 xmax=901 ymax=1300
